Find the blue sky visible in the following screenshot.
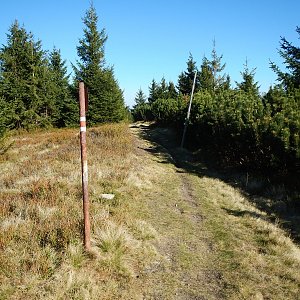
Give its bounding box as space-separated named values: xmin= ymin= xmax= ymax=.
xmin=0 ymin=1 xmax=299 ymax=107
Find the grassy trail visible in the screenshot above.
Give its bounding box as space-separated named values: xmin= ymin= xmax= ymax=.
xmin=130 ymin=124 xmax=223 ymax=299
xmin=0 ymin=123 xmax=299 ymax=299
xmin=132 ymin=123 xmax=300 ymax=299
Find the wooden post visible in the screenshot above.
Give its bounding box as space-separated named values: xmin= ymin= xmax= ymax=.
xmin=79 ymin=81 xmax=91 ymax=251
xmin=181 ymin=71 xmax=197 ymax=148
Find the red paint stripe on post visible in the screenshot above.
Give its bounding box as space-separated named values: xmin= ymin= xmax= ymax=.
xmin=79 ymin=81 xmax=91 ymax=251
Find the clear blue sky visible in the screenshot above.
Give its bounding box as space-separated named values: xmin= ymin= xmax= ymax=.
xmin=0 ymin=0 xmax=299 ymax=107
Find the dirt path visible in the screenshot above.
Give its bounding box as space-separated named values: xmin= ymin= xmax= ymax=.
xmin=129 ymin=123 xmax=300 ymax=300
xmin=130 ymin=124 xmax=224 ymax=299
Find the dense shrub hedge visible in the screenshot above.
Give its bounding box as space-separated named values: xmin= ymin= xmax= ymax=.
xmin=132 ymin=89 xmax=299 ymax=175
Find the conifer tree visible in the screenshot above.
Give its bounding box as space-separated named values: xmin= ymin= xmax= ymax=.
xmin=167 ymin=81 xmax=178 ymax=99
xmin=198 ymin=43 xmax=229 ymax=92
xmin=270 ymin=26 xmax=300 ymax=91
xmin=132 ymin=88 xmax=151 ymax=121
xmin=148 ymin=79 xmax=159 ymax=103
xmin=198 ymin=56 xmax=214 ymax=92
xmin=224 ymin=75 xmax=231 ymax=90
xmin=0 ymin=96 xmax=12 ymax=134
xmin=0 ymin=21 xmax=30 ymax=128
xmin=74 ymin=4 xmax=125 ymax=124
xmin=156 ymin=77 xmax=169 ymax=99
xmin=49 ymin=48 xmax=77 ymax=127
xmin=177 ymin=53 xmax=200 ymax=95
xmin=134 ymin=88 xmax=147 ymax=105
xmin=210 ymin=40 xmax=227 ymax=91
xmin=236 ymin=60 xmax=260 ymax=96
xmin=0 ymin=21 xmax=54 ymax=128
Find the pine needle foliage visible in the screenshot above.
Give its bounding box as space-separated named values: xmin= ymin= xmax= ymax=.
xmin=135 ymin=36 xmax=299 ymax=178
xmin=0 ymin=22 xmax=78 ymax=130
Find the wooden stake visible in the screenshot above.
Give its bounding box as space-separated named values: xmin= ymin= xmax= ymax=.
xmin=79 ymin=81 xmax=91 ymax=251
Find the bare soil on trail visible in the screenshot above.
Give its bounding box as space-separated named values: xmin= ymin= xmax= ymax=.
xmin=130 ymin=123 xmax=224 ymax=299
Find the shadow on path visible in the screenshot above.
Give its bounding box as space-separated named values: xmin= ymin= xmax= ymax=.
xmin=133 ymin=123 xmax=300 ymax=244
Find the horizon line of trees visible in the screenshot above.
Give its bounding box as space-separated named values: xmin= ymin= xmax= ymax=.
xmin=0 ymin=4 xmax=127 ymax=139
xmin=132 ymin=29 xmax=300 ymax=177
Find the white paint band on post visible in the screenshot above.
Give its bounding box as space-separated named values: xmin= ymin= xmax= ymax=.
xmin=79 ymin=81 xmax=91 ymax=251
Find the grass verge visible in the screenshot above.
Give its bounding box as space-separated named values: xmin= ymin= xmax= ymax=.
xmin=0 ymin=124 xmax=158 ymax=299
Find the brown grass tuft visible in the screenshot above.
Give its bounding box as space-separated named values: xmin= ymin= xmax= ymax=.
xmin=0 ymin=124 xmax=158 ymax=299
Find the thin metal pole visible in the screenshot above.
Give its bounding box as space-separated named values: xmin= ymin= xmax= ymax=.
xmin=181 ymin=70 xmax=197 ymax=148
xmin=79 ymin=81 xmax=91 ymax=251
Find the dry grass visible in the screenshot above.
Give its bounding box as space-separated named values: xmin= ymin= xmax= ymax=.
xmin=132 ymin=123 xmax=300 ymax=299
xmin=193 ymin=176 xmax=300 ymax=299
xmin=1 ymin=123 xmax=300 ymax=299
xmin=0 ymin=123 xmax=158 ymax=299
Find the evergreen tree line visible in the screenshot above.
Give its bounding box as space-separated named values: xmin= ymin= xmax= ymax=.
xmin=0 ymin=5 xmax=126 ymax=138
xmin=132 ymin=32 xmax=300 ymax=175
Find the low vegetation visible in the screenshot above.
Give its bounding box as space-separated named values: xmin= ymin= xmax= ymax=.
xmin=132 ymin=28 xmax=300 ymax=180
xmin=133 ymin=123 xmax=300 ymax=299
xmin=0 ymin=124 xmax=159 ymax=299
xmin=0 ymin=123 xmax=300 ymax=299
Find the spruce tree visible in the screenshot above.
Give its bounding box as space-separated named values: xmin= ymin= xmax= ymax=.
xmin=74 ymin=4 xmax=125 ymax=124
xmin=167 ymin=81 xmax=178 ymax=99
xmin=177 ymin=53 xmax=200 ymax=95
xmin=134 ymin=88 xmax=147 ymax=105
xmin=198 ymin=56 xmax=214 ymax=92
xmin=0 ymin=21 xmax=29 ymax=128
xmin=49 ymin=48 xmax=77 ymax=127
xmin=156 ymin=77 xmax=169 ymax=99
xmin=210 ymin=40 xmax=227 ymax=91
xmin=0 ymin=96 xmax=12 ymax=133
xmin=0 ymin=21 xmax=54 ymax=128
xmin=198 ymin=43 xmax=229 ymax=93
xmin=148 ymin=79 xmax=159 ymax=103
xmin=270 ymin=26 xmax=300 ymax=91
xmin=236 ymin=60 xmax=260 ymax=96
xmin=132 ymin=88 xmax=151 ymax=121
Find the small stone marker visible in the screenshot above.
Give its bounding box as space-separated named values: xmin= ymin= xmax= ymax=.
xmin=100 ymin=194 xmax=115 ymax=200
